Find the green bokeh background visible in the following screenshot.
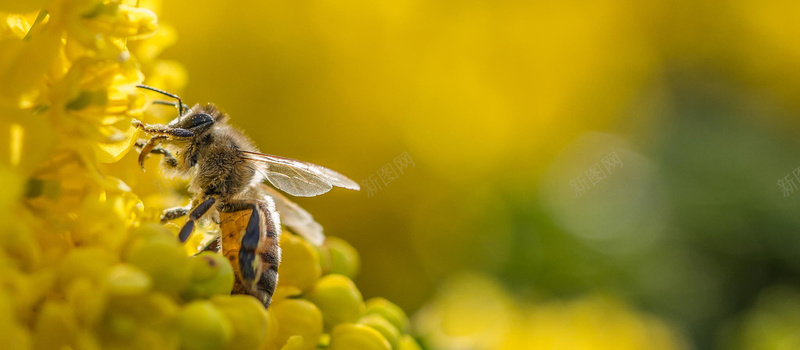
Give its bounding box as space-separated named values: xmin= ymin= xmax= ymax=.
xmin=153 ymin=0 xmax=800 ymax=348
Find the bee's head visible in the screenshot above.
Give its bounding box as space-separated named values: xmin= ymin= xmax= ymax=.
xmin=169 ymin=104 xmax=227 ymax=136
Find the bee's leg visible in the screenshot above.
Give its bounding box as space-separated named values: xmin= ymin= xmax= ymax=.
xmin=161 ymin=205 xmax=191 ymax=223
xmin=136 ymin=135 xmax=167 ymax=170
xmin=200 ymin=236 xmax=221 ymax=253
xmin=219 ymin=199 xmax=281 ymax=307
xmin=131 ymin=119 xmax=195 ymax=139
xmin=178 ymin=197 xmax=216 ymax=243
xmin=135 ymin=138 xmax=179 ymax=170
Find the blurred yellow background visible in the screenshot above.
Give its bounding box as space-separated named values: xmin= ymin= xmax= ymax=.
xmin=141 ymin=0 xmax=800 ymax=348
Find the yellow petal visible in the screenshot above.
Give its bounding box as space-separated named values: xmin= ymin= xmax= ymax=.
xmin=81 ymin=4 xmax=158 ymax=40
xmin=94 ymin=123 xmax=137 ymax=163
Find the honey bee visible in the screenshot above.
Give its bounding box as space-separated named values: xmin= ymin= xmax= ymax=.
xmin=131 ymin=85 xmax=359 ymax=307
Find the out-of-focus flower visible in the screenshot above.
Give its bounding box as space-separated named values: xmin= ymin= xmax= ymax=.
xmin=414 ymin=273 xmax=689 ymax=350
xmin=719 ymin=287 xmax=800 ymax=350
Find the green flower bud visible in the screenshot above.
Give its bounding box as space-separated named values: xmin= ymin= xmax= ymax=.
xmin=58 ymin=247 xmax=117 ymax=288
xmin=177 ymin=301 xmax=232 ymax=350
xmin=328 ymin=323 xmax=392 ymax=350
xmin=126 ymin=236 xmax=192 ymax=294
xmin=280 ymin=335 xmax=305 ymax=350
xmin=359 ymin=314 xmax=401 ymax=350
xmin=365 ymin=297 xmax=410 ymax=333
xmin=65 ymin=278 xmax=106 ymax=328
xmin=269 ymin=299 xmax=323 ymax=350
xmin=33 ymin=301 xmax=77 ymax=350
xmin=210 ymin=295 xmax=269 ymax=350
xmin=325 ymin=237 xmax=360 ymax=279
xmin=181 ymin=252 xmax=234 ymax=301
xmin=105 ymin=264 xmax=152 ymax=296
xmin=306 ymin=274 xmax=366 ymax=330
xmin=398 ymin=335 xmax=423 ymax=350
xmin=278 ymin=233 xmax=322 ymax=292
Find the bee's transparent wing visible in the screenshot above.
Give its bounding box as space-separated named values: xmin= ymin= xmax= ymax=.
xmin=241 ymin=151 xmax=360 ymax=197
xmin=255 ymin=184 xmax=325 ymax=246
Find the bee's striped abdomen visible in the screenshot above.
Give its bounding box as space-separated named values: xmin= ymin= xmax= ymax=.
xmin=219 ymin=199 xmax=281 ymax=307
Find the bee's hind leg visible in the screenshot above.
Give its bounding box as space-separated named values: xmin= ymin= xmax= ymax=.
xmin=178 ymin=197 xmax=216 ymax=243
xmin=161 ymin=205 xmax=191 ymax=223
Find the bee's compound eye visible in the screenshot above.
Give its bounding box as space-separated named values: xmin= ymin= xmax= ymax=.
xmin=183 ymin=113 xmax=214 ymax=130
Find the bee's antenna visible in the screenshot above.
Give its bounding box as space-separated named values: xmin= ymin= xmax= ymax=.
xmin=136 ymin=84 xmax=187 ymax=116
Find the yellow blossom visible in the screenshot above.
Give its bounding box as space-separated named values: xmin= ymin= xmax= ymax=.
xmin=0 ymin=1 xmax=416 ymax=350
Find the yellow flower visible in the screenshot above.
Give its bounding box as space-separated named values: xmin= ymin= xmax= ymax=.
xmin=0 ymin=2 xmax=416 ymax=350
xmin=414 ymin=273 xmax=688 ymax=350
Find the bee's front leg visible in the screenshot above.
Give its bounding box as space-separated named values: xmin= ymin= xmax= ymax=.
xmin=135 ymin=137 xmax=179 ymax=170
xmin=131 ymin=119 xmax=195 ymax=139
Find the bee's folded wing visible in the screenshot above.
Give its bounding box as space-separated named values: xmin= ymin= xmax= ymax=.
xmin=241 ymin=151 xmax=360 ymax=197
xmin=256 ymin=184 xmax=325 ymax=246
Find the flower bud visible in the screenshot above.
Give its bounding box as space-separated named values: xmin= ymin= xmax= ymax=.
xmin=277 ymin=233 xmax=321 ymax=292
xmin=306 ymin=274 xmax=365 ymax=330
xmin=328 ymin=323 xmax=391 ymax=350
xmin=126 ymin=235 xmax=192 ymax=295
xmin=181 ymin=251 xmax=235 ymax=301
xmin=177 ymin=301 xmax=232 ymax=350
xmin=210 ymin=295 xmax=269 ymax=350
xmin=105 ymin=264 xmax=152 ymax=296
xmin=324 ymin=237 xmax=359 ymax=279
xmin=268 ymin=299 xmax=323 ymax=350
xmin=358 ymin=313 xmax=401 ymax=350
xmin=365 ymin=297 xmax=410 ymax=333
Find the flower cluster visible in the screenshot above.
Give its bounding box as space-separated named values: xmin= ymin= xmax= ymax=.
xmin=0 ymin=1 xmax=418 ymax=350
